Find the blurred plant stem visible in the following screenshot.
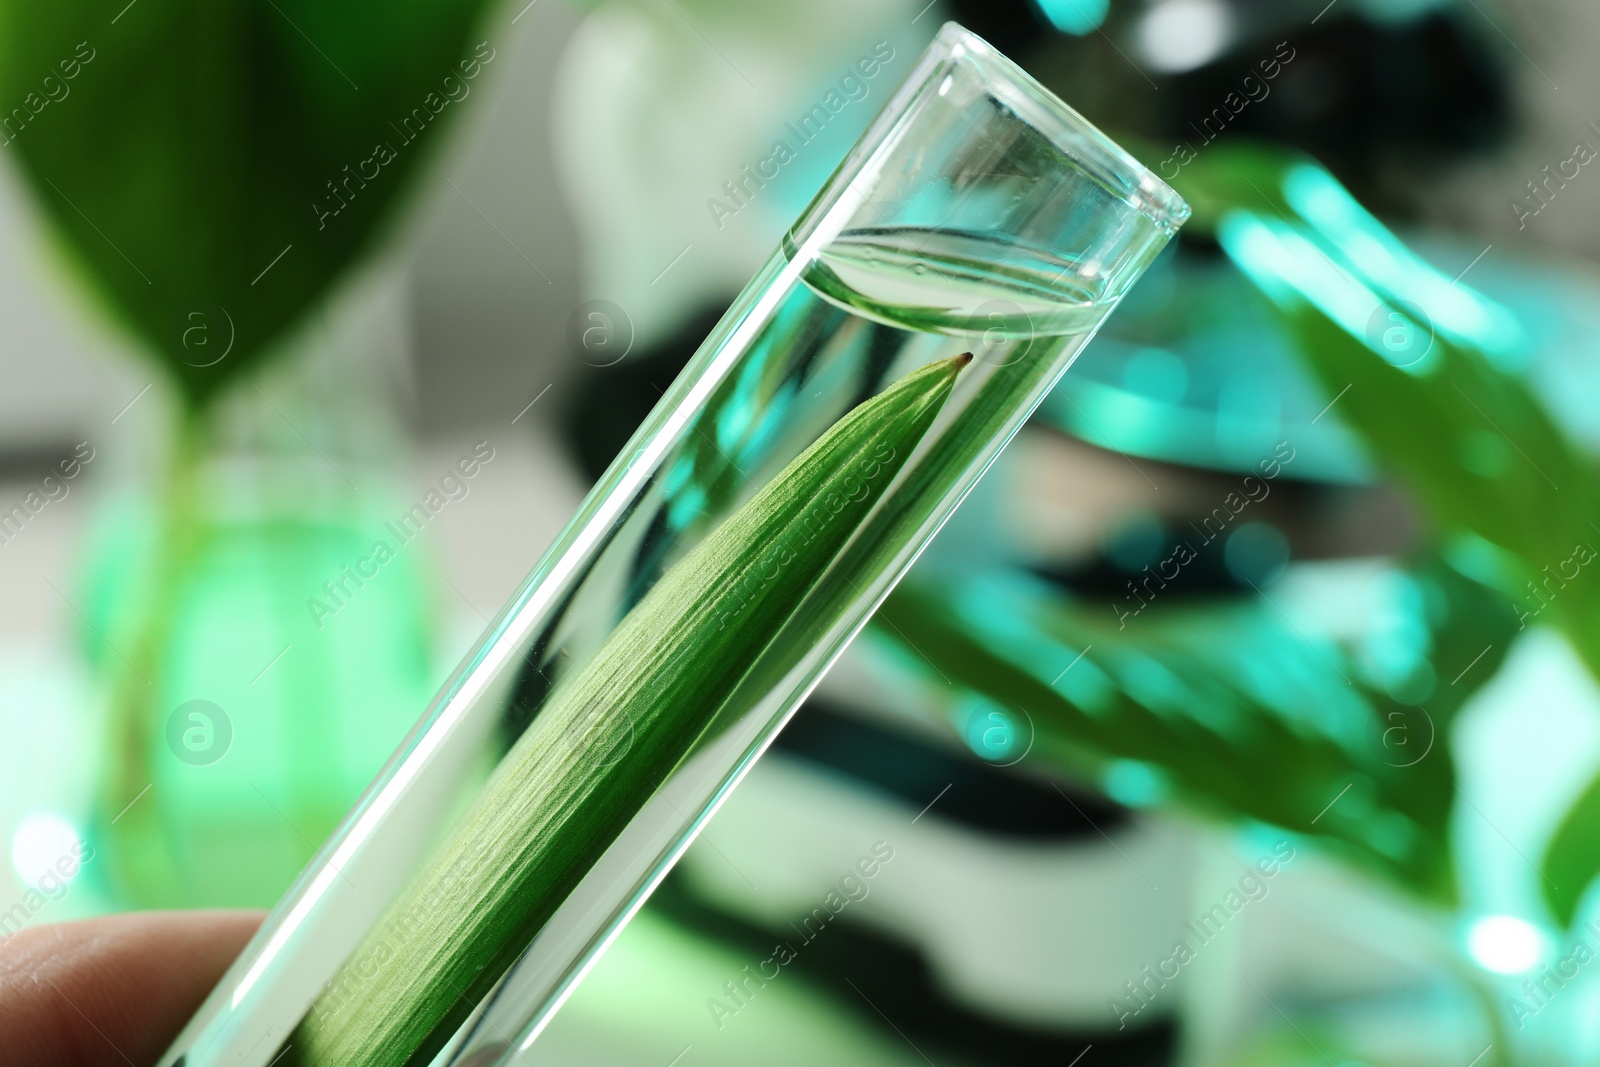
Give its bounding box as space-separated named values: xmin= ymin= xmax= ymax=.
xmin=1458 ymin=965 xmax=1515 ymax=1067
xmin=97 ymin=402 xmax=205 ymax=901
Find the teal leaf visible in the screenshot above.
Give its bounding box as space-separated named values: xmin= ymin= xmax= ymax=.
xmin=1171 ymin=144 xmax=1600 ymax=679
xmin=872 ymin=555 xmax=1518 ymax=903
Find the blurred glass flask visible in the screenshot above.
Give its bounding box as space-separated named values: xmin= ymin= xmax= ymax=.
xmin=81 ymin=269 xmax=434 ymax=910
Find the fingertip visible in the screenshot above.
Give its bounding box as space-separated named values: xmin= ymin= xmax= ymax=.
xmin=0 ymin=910 xmax=264 ymax=1067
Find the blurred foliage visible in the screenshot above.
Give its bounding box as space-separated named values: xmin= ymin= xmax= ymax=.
xmin=0 ymin=0 xmax=503 ymax=908
xmin=874 ymin=139 xmax=1600 ymax=920
xmin=876 ymin=555 xmax=1517 ymax=905
xmin=1544 ymin=771 xmax=1600 ymax=927
xmin=1175 ymin=144 xmax=1600 ymax=925
xmin=0 ymin=0 xmax=497 ymax=406
xmin=1180 ymin=143 xmax=1600 ymax=671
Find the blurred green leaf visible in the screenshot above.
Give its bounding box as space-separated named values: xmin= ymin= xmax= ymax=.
xmin=873 ymin=556 xmax=1517 ymax=904
xmin=1544 ymin=771 xmax=1600 ymax=926
xmin=286 ymin=356 xmax=971 ymax=1067
xmin=1170 ymin=143 xmax=1600 ymax=678
xmin=0 ymin=0 xmax=499 ymax=405
xmin=1161 ymin=144 xmax=1600 ymax=918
